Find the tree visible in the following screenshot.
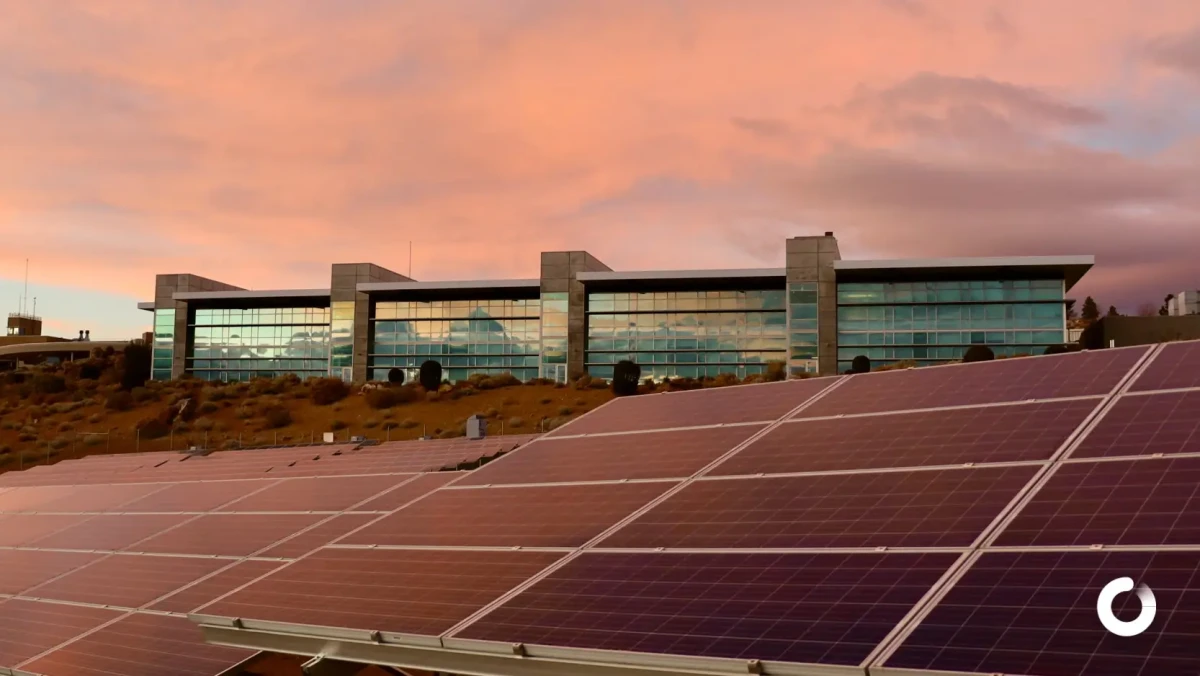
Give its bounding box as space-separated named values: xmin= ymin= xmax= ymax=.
xmin=1080 ymin=297 xmax=1100 ymax=324
xmin=120 ymin=342 xmax=152 ymax=391
xmin=1107 ymin=306 xmax=1120 ymax=317
xmin=1137 ymin=302 xmax=1158 ymax=317
xmin=1065 ymin=299 xmax=1077 ymax=321
xmin=1160 ymin=294 xmax=1175 ymax=316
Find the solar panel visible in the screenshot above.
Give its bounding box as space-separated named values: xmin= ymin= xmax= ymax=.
xmin=197 ymin=548 xmax=565 ymax=636
xmin=1071 ymin=390 xmax=1200 ymax=459
xmin=18 ymin=611 xmax=255 ymax=676
xmin=27 ymin=554 xmax=229 ymax=609
xmin=215 ymin=474 xmax=410 ymax=513
xmin=27 ymin=514 xmax=191 ymax=552
xmin=343 ymin=482 xmax=675 ymax=548
xmin=457 ymin=425 xmax=766 ymax=487
xmin=455 ymin=551 xmax=960 ymax=665
xmin=713 ymin=400 xmax=1097 ymax=477
xmin=150 ymin=560 xmax=286 ymax=614
xmin=256 ymin=513 xmax=380 ymax=559
xmin=117 ymin=480 xmax=274 ymax=513
xmin=0 ymin=513 xmax=94 ymax=546
xmin=796 ymin=347 xmax=1149 ymax=419
xmin=0 ymin=485 xmax=78 ymax=512
xmin=1129 ymin=340 xmax=1200 ymax=392
xmin=600 ymin=466 xmax=1037 ymax=549
xmin=1 ymin=483 xmax=167 ymax=513
xmin=551 ymin=378 xmax=837 ymax=436
xmin=0 ymin=599 xmax=119 ymax=668
xmin=993 ymin=456 xmax=1200 ymax=547
xmin=352 ymin=472 xmax=464 ymax=512
xmin=131 ymin=513 xmax=326 ymax=556
xmin=0 ymin=550 xmax=100 ymax=595
xmin=881 ymin=550 xmax=1200 ymax=676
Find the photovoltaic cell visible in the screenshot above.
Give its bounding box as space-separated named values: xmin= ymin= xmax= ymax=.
xmin=199 ymin=548 xmax=565 ymax=636
xmin=796 ymin=347 xmax=1148 ymax=419
xmin=150 ymin=560 xmax=286 ymax=614
xmin=1129 ymin=340 xmax=1200 ymax=392
xmin=600 ymin=466 xmax=1037 ymax=550
xmin=0 ymin=485 xmax=77 ymax=512
xmin=884 ymin=550 xmax=1200 ymax=676
xmin=131 ymin=513 xmax=326 ymax=556
xmin=28 ymin=514 xmax=191 ymax=552
xmin=551 ymin=378 xmax=837 ymax=436
xmin=8 ymin=483 xmax=167 ymax=513
xmin=1071 ymin=391 xmax=1200 ymax=459
xmin=0 ymin=550 xmax=100 ymax=595
xmin=0 ymin=514 xmax=94 ymax=547
xmin=29 ymin=554 xmax=228 ymax=608
xmin=352 ymin=472 xmax=463 ymax=512
xmin=215 ymin=474 xmax=409 ymax=513
xmin=457 ymin=425 xmax=765 ymax=487
xmin=19 ymin=611 xmax=255 ymax=676
xmin=994 ymin=457 xmax=1200 ymax=547
xmin=455 ymin=551 xmax=959 ymax=665
xmin=256 ymin=513 xmax=381 ymax=559
xmin=0 ymin=599 xmax=119 ymax=668
xmin=117 ymin=480 xmax=275 ymax=513
xmin=714 ymin=400 xmax=1096 ymax=477
xmin=344 ymin=482 xmax=674 ymax=548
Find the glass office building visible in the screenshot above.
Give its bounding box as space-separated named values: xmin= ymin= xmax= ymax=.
xmin=188 ymin=307 xmax=332 ymax=382
xmin=370 ymin=298 xmax=541 ymax=383
xmin=836 ymin=279 xmax=1066 ymax=371
xmin=585 ymin=289 xmax=787 ymax=380
xmin=145 ymin=238 xmax=1089 ymax=382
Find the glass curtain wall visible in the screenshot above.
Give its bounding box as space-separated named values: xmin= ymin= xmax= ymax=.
xmin=540 ymin=293 xmax=568 ymax=381
xmin=151 ymin=309 xmax=175 ymax=381
xmin=836 ymin=279 xmax=1066 ymax=371
xmin=586 ymin=290 xmax=787 ymax=380
xmin=188 ymin=307 xmax=331 ymax=382
xmin=788 ymin=282 xmax=819 ymax=375
xmin=370 ymin=298 xmax=541 ymax=383
xmin=329 ymin=301 xmax=354 ymax=381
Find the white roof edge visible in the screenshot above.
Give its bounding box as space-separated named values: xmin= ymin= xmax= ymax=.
xmin=172 ymin=289 xmax=332 ymax=300
xmin=834 ymin=255 xmax=1095 ymax=270
xmin=577 ymin=268 xmax=786 ymax=282
xmin=136 ymin=302 xmax=155 ymax=311
xmin=358 ymin=279 xmax=540 ymax=292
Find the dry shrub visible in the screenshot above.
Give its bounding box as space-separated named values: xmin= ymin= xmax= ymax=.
xmin=105 ymin=391 xmax=134 ymax=411
xmin=83 ymin=435 xmax=104 ymax=447
xmin=381 ymin=421 xmax=399 ymax=431
xmin=507 ymin=416 xmax=525 ymax=429
xmin=765 ymin=360 xmax=787 ymax=382
xmin=479 ymin=373 xmax=521 ymax=390
xmin=310 ymin=378 xmax=349 ymax=406
xmin=136 ymin=417 xmax=170 ymax=440
xmin=874 ymin=360 xmax=918 ymax=372
xmin=262 ymin=406 xmax=292 ymax=429
xmin=557 ymin=406 xmax=573 ymax=416
xmin=198 ymin=401 xmax=219 ymax=414
xmin=399 ymin=418 xmax=419 ymax=429
xmin=87 ymin=413 xmax=103 ymax=424
xmin=363 ymin=418 xmax=380 ymax=429
xmin=330 ymin=419 xmax=347 ymax=431
xmin=194 ymin=417 xmax=216 ymax=431
xmin=131 ymin=386 xmax=155 ymax=403
xmin=365 ymin=385 xmax=419 ymax=410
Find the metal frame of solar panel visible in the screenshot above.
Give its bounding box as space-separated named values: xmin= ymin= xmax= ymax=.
xmin=183 ymin=343 xmax=1198 ymax=676
xmin=0 ymin=433 xmax=525 ymax=676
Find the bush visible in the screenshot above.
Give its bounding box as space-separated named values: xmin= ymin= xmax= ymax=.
xmin=194 ymin=417 xmax=216 ymax=431
xmin=83 ymin=435 xmax=104 ymax=447
xmin=382 ymin=421 xmax=399 ymax=431
xmin=480 ymin=373 xmax=521 ymax=390
xmin=363 ymin=418 xmax=380 ymax=429
xmin=262 ymin=406 xmax=292 ymax=429
xmin=136 ymin=417 xmax=170 ymax=440
xmin=120 ymin=342 xmax=153 ymax=391
xmin=399 ymin=418 xmax=419 ymax=429
xmin=387 ymin=368 xmax=405 ymax=385
xmin=311 ymin=378 xmax=349 ymax=406
xmin=131 ymin=386 xmax=155 ymax=403
xmin=539 ymin=397 xmax=552 ymax=405
xmin=765 ymin=360 xmax=787 ymax=382
xmin=448 ymin=387 xmax=476 ymax=400
xmin=58 ymin=422 xmax=73 ymax=432
xmin=105 ymin=391 xmax=134 ymax=411
xmin=507 ymin=416 xmax=525 ymax=429
xmin=612 ymin=360 xmax=640 ymax=397
xmin=481 ymin=407 xmax=500 ymax=419
xmin=437 ymin=427 xmax=464 ymax=439
xmin=87 ymin=413 xmax=103 ymax=424
xmin=557 ymin=406 xmax=573 ymax=416
xmin=425 ymin=391 xmax=440 ymax=402
xmin=365 ymin=385 xmax=419 ymax=409
xmin=31 ymin=374 xmax=67 ymax=394
xmin=419 ymin=360 xmax=443 ymax=390
xmin=18 ymin=431 xmax=36 ymax=442
xmin=235 ymin=405 xmax=255 ymax=420
xmin=198 ymin=401 xmax=219 ymax=414
xmin=330 ymin=419 xmax=347 ymax=431
xmin=78 ymin=363 xmax=103 ymax=380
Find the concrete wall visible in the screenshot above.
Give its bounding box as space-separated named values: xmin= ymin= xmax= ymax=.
xmin=540 ymin=251 xmax=610 ymax=379
xmin=330 ymin=263 xmax=411 ymax=384
xmin=154 ymin=274 xmax=244 ymax=379
xmin=1081 ymin=315 xmax=1200 ymax=350
xmin=785 ymin=234 xmax=840 ymax=376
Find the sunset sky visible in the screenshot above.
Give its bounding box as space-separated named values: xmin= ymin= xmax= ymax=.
xmin=2 ymin=0 xmax=1198 ymax=339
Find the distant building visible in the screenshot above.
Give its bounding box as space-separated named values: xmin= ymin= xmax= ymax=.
xmin=0 ymin=313 xmax=125 ymax=370
xmin=139 ymin=234 xmax=1091 ymax=384
xmin=1167 ymin=290 xmax=1199 ymax=316
xmin=1080 ymin=315 xmax=1200 ymax=350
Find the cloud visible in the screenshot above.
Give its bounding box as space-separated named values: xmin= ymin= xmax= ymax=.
xmin=0 ymin=0 xmax=1197 ymax=334
xmin=1144 ymin=27 xmax=1200 ymax=82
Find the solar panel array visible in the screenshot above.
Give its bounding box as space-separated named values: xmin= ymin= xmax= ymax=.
xmin=0 ymin=433 xmax=540 ymax=676
xmin=9 ymin=339 xmax=1200 ymax=676
xmin=183 ymin=341 xmax=1200 ymax=676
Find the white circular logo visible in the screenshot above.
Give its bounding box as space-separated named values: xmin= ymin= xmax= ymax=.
xmin=1096 ymin=577 xmax=1156 ymax=637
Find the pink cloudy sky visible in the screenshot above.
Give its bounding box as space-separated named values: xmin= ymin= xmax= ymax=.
xmin=2 ymin=0 xmax=1199 ymax=338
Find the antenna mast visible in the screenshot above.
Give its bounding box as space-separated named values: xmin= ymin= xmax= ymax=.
xmin=22 ymin=258 xmax=28 ymax=315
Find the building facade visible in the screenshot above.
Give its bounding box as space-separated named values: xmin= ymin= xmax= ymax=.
xmin=140 ymin=235 xmax=1090 ymax=383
